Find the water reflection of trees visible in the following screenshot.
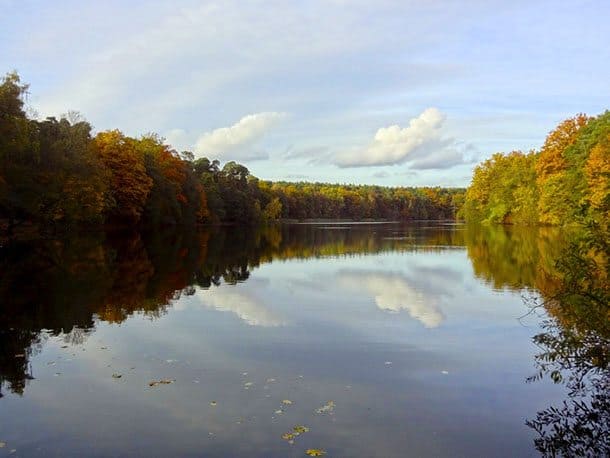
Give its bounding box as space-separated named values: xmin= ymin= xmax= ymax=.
xmin=0 ymin=224 xmax=464 ymax=396
xmin=463 ymin=223 xmax=566 ymax=291
xmin=1 ymin=222 xmax=607 ymax=457
xmin=525 ymin=224 xmax=609 ymax=457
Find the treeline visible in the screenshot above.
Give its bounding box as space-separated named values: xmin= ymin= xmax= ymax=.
xmin=195 ymin=158 xmax=463 ymax=224
xmin=461 ymin=112 xmax=609 ymax=227
xmin=0 ymin=72 xmax=462 ymax=233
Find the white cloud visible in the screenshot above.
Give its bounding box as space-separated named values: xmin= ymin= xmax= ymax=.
xmin=336 ymin=270 xmax=445 ymax=328
xmin=335 ymin=108 xmax=472 ymax=169
xmin=194 ymin=112 xmax=286 ymax=160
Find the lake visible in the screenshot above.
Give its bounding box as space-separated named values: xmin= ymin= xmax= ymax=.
xmin=0 ymin=222 xmax=597 ymax=457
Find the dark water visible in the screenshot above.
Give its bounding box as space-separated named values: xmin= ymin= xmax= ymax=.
xmin=0 ymin=223 xmax=597 ymax=457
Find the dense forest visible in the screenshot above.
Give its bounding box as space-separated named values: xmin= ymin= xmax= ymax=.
xmin=460 ymin=111 xmax=609 ymax=228
xmin=0 ymin=72 xmax=462 ymax=234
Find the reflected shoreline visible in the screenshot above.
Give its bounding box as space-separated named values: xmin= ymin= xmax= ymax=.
xmin=0 ymin=223 xmax=566 ymax=398
xmin=1 ymin=222 xmax=606 ymax=456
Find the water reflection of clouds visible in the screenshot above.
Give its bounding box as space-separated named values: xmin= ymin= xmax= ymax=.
xmin=194 ymin=286 xmax=285 ymax=327
xmin=336 ymin=269 xmax=454 ymax=328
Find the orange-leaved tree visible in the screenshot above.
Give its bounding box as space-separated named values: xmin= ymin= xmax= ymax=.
xmin=92 ymin=130 xmax=153 ymax=224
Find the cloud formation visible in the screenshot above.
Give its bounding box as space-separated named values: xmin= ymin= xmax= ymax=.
xmin=335 ymin=108 xmax=471 ymax=169
xmin=194 ymin=112 xmax=286 ymax=160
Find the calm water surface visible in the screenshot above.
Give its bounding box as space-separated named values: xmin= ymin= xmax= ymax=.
xmin=0 ymin=223 xmax=574 ymax=456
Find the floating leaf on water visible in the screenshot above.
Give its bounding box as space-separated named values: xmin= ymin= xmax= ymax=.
xmin=315 ymin=401 xmax=335 ymax=414
xmin=100 ymin=347 xmax=107 ymax=350
xmin=47 ymin=361 xmax=56 ymax=366
xmin=282 ymin=433 xmax=295 ymax=441
xmin=112 ymin=373 xmax=122 ymax=379
xmin=293 ymin=425 xmax=309 ymax=434
xmin=0 ymin=442 xmax=5 ymax=448
xmin=61 ymin=345 xmax=68 ymax=349
xmin=14 ymin=354 xmax=25 ymax=358
xmin=210 ymin=401 xmax=217 ymax=406
xmin=282 ymin=399 xmax=293 ymax=405
xmin=305 ymin=449 xmax=326 ymax=456
xmin=149 ymin=379 xmax=175 ymax=387
xmin=275 ymin=409 xmax=284 ymax=414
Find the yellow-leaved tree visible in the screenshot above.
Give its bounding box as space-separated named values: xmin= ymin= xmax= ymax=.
xmin=536 ymin=114 xmax=589 ymax=225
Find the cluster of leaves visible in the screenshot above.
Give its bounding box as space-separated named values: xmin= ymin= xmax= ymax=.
xmin=461 ymin=112 xmax=610 ymax=227
xmin=0 ymin=72 xmax=463 ymax=233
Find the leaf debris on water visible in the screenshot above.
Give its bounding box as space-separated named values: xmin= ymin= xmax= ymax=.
xmin=14 ymin=354 xmax=24 ymax=358
xmin=149 ymin=379 xmax=175 ymax=387
xmin=315 ymin=401 xmax=335 ymax=415
xmin=210 ymin=401 xmax=217 ymax=406
xmin=281 ymin=425 xmax=310 ymax=444
xmin=282 ymin=399 xmax=293 ymax=405
xmin=112 ymin=373 xmax=122 ymax=379
xmin=0 ymin=441 xmax=6 ymax=448
xmin=305 ymin=449 xmax=326 ymax=456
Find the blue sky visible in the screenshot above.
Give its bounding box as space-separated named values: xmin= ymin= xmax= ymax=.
xmin=2 ymin=0 xmax=609 ymax=186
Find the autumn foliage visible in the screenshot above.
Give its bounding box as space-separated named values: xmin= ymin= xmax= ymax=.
xmin=462 ymin=111 xmax=610 ymax=228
